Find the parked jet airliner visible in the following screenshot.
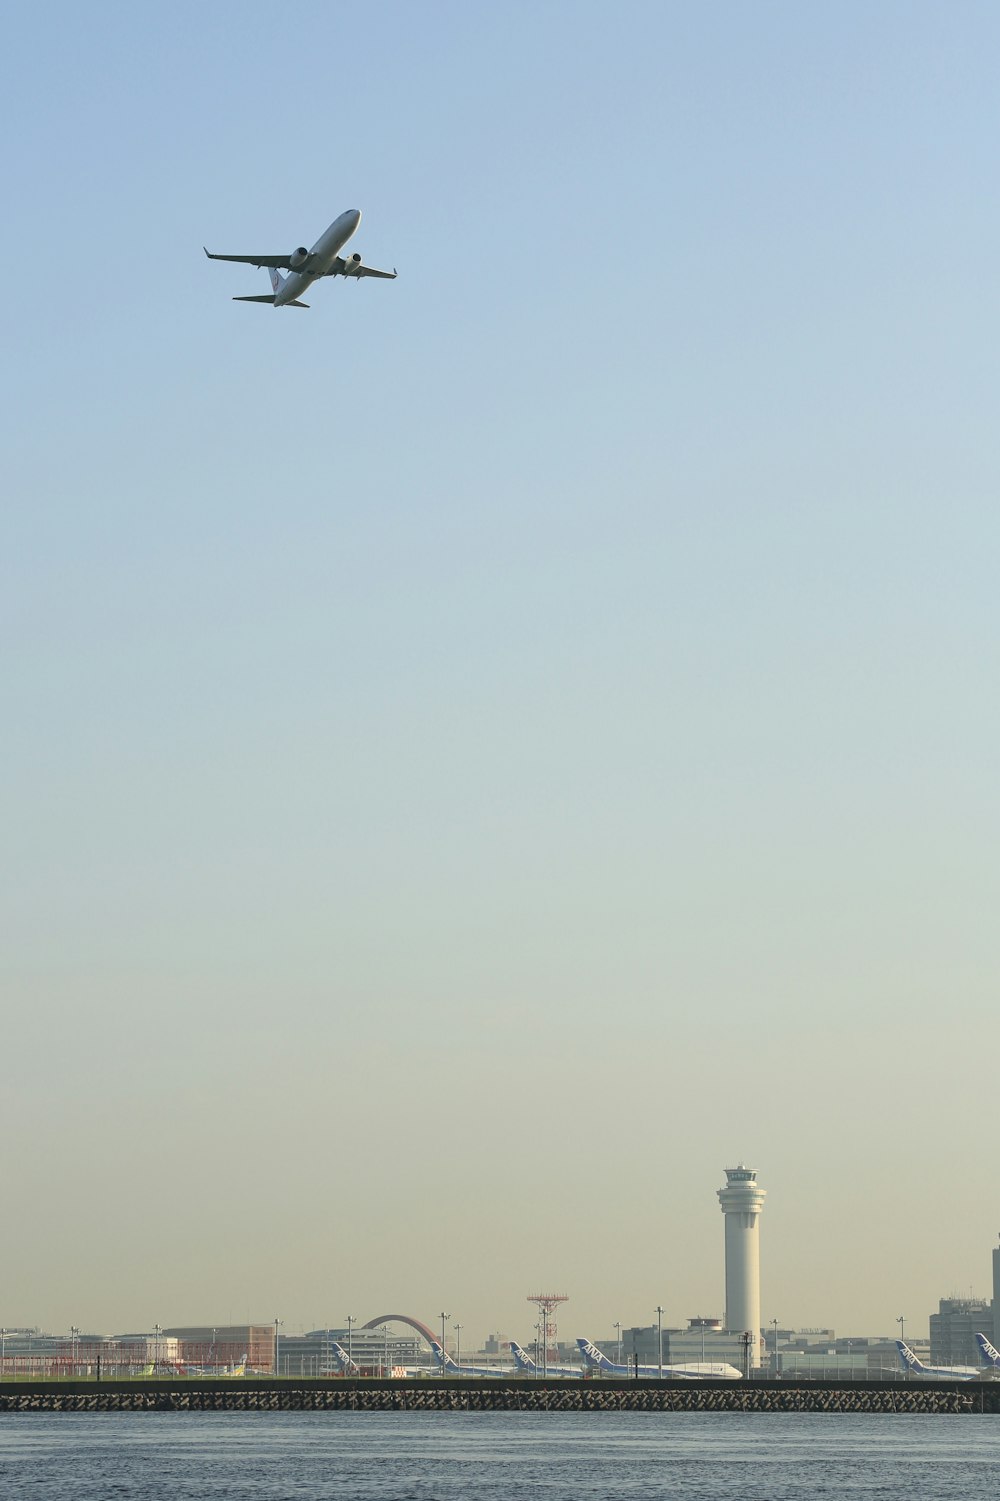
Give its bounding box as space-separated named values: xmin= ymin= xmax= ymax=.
xmin=204 ymin=209 xmax=396 ymax=308
xmin=895 ymin=1340 xmax=982 ymax=1380
xmin=509 ymin=1340 xmax=584 ymax=1378
xmin=430 ymin=1341 xmax=516 ymax=1378
xmin=577 ymin=1337 xmax=743 ymax=1381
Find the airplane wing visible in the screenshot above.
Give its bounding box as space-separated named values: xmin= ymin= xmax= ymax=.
xmin=326 ymin=256 xmax=397 ymax=280
xmin=203 ymin=248 xmax=293 ymax=269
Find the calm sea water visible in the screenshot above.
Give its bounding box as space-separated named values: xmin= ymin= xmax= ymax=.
xmin=1 ymin=1410 xmax=998 ymax=1499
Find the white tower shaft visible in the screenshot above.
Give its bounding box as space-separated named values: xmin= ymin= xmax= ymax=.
xmin=717 ymin=1165 xmax=766 ymax=1367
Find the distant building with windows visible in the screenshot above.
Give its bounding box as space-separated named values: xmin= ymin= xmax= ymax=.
xmin=619 ymin=1319 xmax=751 ymax=1370
xmin=275 ymin=1329 xmax=426 ymax=1377
xmin=164 ymin=1325 xmax=276 ymax=1372
xmin=928 ymin=1298 xmax=993 ymax=1368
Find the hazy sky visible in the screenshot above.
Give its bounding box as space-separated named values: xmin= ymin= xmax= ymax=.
xmin=2 ymin=0 xmax=998 ymax=1346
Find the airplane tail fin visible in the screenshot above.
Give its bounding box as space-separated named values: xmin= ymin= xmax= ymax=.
xmin=430 ymin=1339 xmax=458 ymax=1371
xmin=976 ymin=1332 xmax=1000 ymax=1368
xmin=509 ymin=1341 xmax=538 ymax=1373
xmin=896 ymin=1340 xmax=926 ymax=1373
xmin=577 ymin=1337 xmax=615 ymax=1370
xmin=329 ymin=1340 xmax=359 ymax=1375
xmin=269 ymin=266 xmax=285 ymax=294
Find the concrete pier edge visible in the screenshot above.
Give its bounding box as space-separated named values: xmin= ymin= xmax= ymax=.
xmin=1 ymin=1377 xmax=998 ymax=1414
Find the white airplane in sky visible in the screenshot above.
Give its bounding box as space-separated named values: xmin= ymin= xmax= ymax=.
xmin=204 ymin=209 xmax=396 ymax=308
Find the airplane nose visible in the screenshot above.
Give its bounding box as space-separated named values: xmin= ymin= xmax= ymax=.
xmin=350 ymin=209 xmax=362 ymax=227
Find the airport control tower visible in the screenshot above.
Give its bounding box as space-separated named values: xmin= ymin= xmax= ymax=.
xmin=717 ymin=1164 xmax=766 ymax=1366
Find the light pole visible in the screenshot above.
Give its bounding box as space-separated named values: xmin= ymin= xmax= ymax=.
xmin=1 ymin=1328 xmax=6 ymax=1376
xmin=897 ymin=1315 xmax=906 ymax=1377
xmin=274 ymin=1318 xmax=283 ymax=1377
xmin=454 ymin=1323 xmax=463 ymax=1372
xmin=655 ymin=1307 xmax=663 ymax=1381
xmin=614 ymin=1321 xmax=622 ymax=1369
xmin=70 ymin=1326 xmax=80 ymax=1376
xmin=346 ymin=1315 xmax=355 ymax=1370
xmin=771 ymin=1319 xmax=779 ymax=1377
xmin=153 ymin=1324 xmax=162 ymax=1372
xmin=439 ymin=1312 xmax=450 ymax=1376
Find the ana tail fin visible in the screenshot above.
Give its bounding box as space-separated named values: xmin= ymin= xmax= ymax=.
xmin=269 ymin=266 xmax=285 ymax=294
xmin=896 ymin=1340 xmax=925 ymax=1372
xmin=976 ymin=1332 xmax=1000 ymax=1367
xmin=329 ymin=1340 xmax=359 ymax=1375
xmin=430 ymin=1339 xmax=458 ymax=1371
xmin=577 ymin=1337 xmax=614 ymax=1369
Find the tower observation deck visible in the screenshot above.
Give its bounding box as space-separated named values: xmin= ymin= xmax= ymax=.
xmin=717 ymin=1164 xmax=766 ymax=1366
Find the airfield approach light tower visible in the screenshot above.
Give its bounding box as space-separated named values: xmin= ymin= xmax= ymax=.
xmin=526 ymin=1293 xmax=569 ymax=1377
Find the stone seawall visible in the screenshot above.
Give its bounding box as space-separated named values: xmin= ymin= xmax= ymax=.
xmin=2 ymin=1379 xmax=997 ymax=1414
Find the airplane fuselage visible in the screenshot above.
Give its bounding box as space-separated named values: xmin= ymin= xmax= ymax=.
xmin=577 ymin=1338 xmax=742 ymax=1381
xmin=275 ymin=209 xmax=361 ymax=306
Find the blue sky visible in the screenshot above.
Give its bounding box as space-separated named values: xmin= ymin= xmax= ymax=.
xmin=2 ymin=1 xmax=999 ymax=1342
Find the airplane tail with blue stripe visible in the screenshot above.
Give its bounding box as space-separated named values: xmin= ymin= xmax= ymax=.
xmin=896 ymin=1340 xmax=926 ymax=1374
xmin=577 ymin=1337 xmax=617 ymax=1372
xmin=430 ymin=1339 xmax=459 ymax=1373
xmin=976 ymin=1332 xmax=1000 ymax=1369
xmin=509 ymin=1340 xmax=539 ymax=1373
xmin=329 ymin=1340 xmax=360 ymax=1376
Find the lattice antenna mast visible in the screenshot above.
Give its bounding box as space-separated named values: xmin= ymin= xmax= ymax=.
xmin=526 ymin=1293 xmax=568 ymax=1375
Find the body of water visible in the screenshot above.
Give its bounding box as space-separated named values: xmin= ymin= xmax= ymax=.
xmin=2 ymin=1410 xmax=998 ymax=1499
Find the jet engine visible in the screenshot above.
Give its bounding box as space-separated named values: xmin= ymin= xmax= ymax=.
xmin=342 ymin=252 xmax=362 ymax=276
xmin=288 ymin=246 xmax=310 ymax=271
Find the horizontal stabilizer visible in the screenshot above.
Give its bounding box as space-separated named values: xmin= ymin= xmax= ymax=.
xmin=232 ymin=295 xmax=309 ymax=308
